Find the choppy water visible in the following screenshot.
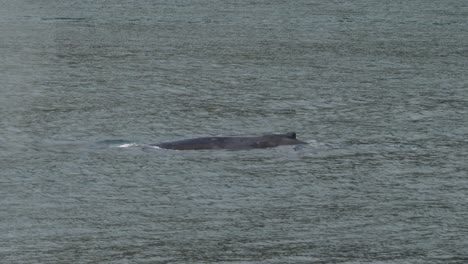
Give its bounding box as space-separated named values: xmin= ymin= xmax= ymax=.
xmin=1 ymin=0 xmax=467 ymax=263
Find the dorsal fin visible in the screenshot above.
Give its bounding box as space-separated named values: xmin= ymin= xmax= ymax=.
xmin=285 ymin=132 xmax=296 ymax=139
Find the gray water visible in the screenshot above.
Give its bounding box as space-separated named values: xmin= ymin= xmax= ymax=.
xmin=1 ymin=0 xmax=467 ymax=263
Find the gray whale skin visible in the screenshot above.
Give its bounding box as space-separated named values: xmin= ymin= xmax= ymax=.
xmin=151 ymin=132 xmax=306 ymax=150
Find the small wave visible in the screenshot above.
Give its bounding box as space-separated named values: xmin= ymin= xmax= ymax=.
xmin=94 ymin=140 xmax=141 ymax=149
xmin=145 ymin=145 xmax=161 ymax=149
xmin=117 ymin=143 xmax=139 ymax=148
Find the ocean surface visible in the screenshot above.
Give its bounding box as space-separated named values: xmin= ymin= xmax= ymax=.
xmin=1 ymin=0 xmax=467 ymax=263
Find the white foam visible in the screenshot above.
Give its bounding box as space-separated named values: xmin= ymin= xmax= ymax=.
xmin=117 ymin=143 xmax=138 ymax=148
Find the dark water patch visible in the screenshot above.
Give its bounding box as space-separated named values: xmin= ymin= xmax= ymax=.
xmin=42 ymin=17 xmax=88 ymax=21
xmin=41 ymin=17 xmax=90 ymax=23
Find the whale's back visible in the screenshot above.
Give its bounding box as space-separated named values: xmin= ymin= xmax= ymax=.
xmin=153 ymin=132 xmax=306 ymax=150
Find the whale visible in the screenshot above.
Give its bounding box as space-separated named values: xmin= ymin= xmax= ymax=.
xmin=151 ymin=132 xmax=307 ymax=150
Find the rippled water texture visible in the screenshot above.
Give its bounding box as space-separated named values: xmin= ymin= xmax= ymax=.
xmin=1 ymin=0 xmax=467 ymax=263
